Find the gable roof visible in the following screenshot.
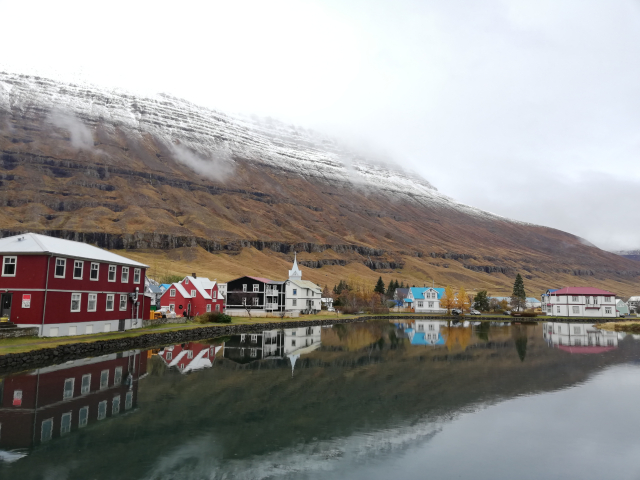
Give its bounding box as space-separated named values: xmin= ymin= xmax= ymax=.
xmin=549 ymin=287 xmax=616 ymax=296
xmin=166 ymin=282 xmax=190 ymax=298
xmin=409 ymin=287 xmax=445 ymax=300
xmin=288 ymin=279 xmax=321 ymax=291
xmin=0 ymin=232 xmax=147 ymax=267
xmin=183 ymin=276 xmax=212 ymax=300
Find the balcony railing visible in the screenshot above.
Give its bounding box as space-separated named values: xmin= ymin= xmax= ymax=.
xmin=265 ymin=288 xmax=279 ymax=295
xmin=266 ymin=303 xmax=279 ymax=310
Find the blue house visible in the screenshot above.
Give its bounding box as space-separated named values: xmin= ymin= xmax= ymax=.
xmin=404 ymin=287 xmax=446 ymax=313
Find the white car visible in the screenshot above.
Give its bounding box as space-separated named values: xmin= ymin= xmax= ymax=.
xmin=469 ymin=309 xmax=482 ymax=315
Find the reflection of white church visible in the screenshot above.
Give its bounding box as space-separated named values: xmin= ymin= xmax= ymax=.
xmin=283 ymin=326 xmax=321 ymax=355
xmin=542 ymin=322 xmax=619 ymax=351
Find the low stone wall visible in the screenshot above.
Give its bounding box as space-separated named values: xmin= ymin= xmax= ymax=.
xmin=226 ymin=310 xmax=300 ymax=318
xmin=141 ymin=317 xmax=193 ymax=328
xmin=0 ymin=327 xmax=39 ymax=339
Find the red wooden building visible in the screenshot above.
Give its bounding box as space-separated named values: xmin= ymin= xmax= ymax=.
xmin=0 ymin=350 xmax=148 ymax=452
xmin=0 ymin=233 xmax=150 ymax=337
xmin=159 ymin=275 xmax=224 ymax=317
xmin=157 ymin=341 xmax=223 ymax=373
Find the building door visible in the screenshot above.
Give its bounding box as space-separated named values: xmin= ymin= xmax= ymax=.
xmin=187 ymin=303 xmax=192 ymax=317
xmin=0 ymin=293 xmax=12 ymax=319
xmin=118 ymin=319 xmax=125 ymax=332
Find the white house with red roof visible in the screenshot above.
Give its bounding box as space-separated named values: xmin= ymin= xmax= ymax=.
xmin=159 ymin=274 xmax=224 ymax=318
xmin=545 ymin=287 xmax=617 ymax=317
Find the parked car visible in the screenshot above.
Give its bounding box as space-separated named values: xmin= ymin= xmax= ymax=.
xmin=327 ymin=307 xmax=336 ymax=312
xmin=503 ymin=310 xmax=512 ymax=316
xmin=451 ymin=309 xmax=462 ymax=315
xmin=469 ymin=309 xmax=481 ymax=315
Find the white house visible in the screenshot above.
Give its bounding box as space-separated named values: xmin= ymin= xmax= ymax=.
xmin=544 ymin=287 xmax=617 ymax=318
xmin=404 ymin=287 xmax=446 ymax=313
xmin=284 ymin=254 xmax=322 ymax=314
xmin=542 ymin=322 xmax=618 ymax=350
xmin=627 ymin=296 xmax=640 ymax=313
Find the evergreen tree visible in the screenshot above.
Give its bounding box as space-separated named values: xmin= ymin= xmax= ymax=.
xmin=510 ymin=273 xmax=527 ymax=312
xmin=386 ymin=279 xmax=395 ymax=296
xmin=473 ymin=290 xmax=490 ymax=311
xmin=374 ymin=276 xmax=386 ymax=294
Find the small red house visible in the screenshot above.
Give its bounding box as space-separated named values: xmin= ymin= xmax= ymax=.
xmin=0 ymin=233 xmax=150 ymax=337
xmin=157 ymin=341 xmax=222 ymax=373
xmin=159 ymin=275 xmax=224 ymax=317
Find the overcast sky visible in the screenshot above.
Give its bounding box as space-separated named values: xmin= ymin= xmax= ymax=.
xmin=2 ymin=0 xmax=640 ymax=251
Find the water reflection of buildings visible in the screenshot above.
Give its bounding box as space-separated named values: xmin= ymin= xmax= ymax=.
xmin=405 ymin=320 xmax=447 ymax=346
xmin=224 ymin=327 xmax=322 ymax=363
xmin=543 ymin=322 xmax=619 ymax=353
xmin=157 ymin=342 xmax=222 ymax=373
xmin=0 ymin=350 xmax=147 ymax=458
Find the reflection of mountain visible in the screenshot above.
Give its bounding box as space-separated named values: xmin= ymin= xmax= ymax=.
xmin=1 ymin=323 xmax=639 ymax=478
xmin=543 ymin=322 xmax=619 ymax=353
xmin=0 ymin=350 xmax=147 ymax=458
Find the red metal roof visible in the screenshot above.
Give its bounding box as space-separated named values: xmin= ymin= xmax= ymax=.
xmin=549 ymin=287 xmax=616 ymax=296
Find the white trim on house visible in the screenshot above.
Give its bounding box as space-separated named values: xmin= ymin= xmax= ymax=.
xmin=54 ymin=257 xmax=66 ymax=278
xmin=1 ymin=256 xmax=17 ymax=277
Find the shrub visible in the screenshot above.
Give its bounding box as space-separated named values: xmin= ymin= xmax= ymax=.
xmin=195 ymin=312 xmax=232 ymax=324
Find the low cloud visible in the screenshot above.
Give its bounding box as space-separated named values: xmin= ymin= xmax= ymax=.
xmin=169 ymin=142 xmax=234 ymax=182
xmin=47 ymin=109 xmax=94 ymax=150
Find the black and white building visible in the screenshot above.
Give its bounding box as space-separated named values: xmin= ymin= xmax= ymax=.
xmin=225 ymin=276 xmax=286 ymax=316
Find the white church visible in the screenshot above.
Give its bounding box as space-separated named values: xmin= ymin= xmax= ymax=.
xmin=285 ymin=253 xmax=322 ymax=315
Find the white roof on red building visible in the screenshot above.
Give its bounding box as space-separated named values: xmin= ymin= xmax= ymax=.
xmin=0 ymin=233 xmax=148 ymax=267
xmin=184 ymin=276 xmax=214 ymax=300
xmin=549 ymin=287 xmax=616 ymax=296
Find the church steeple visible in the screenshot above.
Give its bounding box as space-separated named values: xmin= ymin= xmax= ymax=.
xmin=289 ymin=252 xmax=302 ymax=280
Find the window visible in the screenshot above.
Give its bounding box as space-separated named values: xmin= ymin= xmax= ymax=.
xmin=250 ymin=349 xmax=257 ymax=357
xmin=251 ymin=334 xmax=257 ymax=343
xmin=73 ymin=260 xmax=83 ymax=279
xmin=87 ymin=293 xmax=97 ymax=312
xmin=169 ymin=304 xmax=175 ymax=312
xmin=86 ymin=325 xmax=93 ymax=334
xmin=185 ymin=277 xmax=189 ymax=285
xmin=557 ymin=326 xmax=562 ymax=333
xmin=291 ymin=339 xmax=296 ymax=347
xmin=71 ymin=293 xmax=81 ymax=312
xmin=242 ymin=298 xmax=247 ymax=306
xmin=100 ymin=370 xmax=109 ymax=389
xmin=574 ymin=338 xmax=582 ymax=346
xmin=90 ymin=262 xmax=99 ymax=280
xmin=2 ymin=256 xmax=16 ymax=277
xmin=417 ymin=301 xmax=423 ymax=308
xmin=605 ymin=307 xmax=612 ymax=314
xmin=63 ymin=378 xmax=74 ymax=399
xmin=243 ymin=284 xmax=247 ymax=292
xmin=253 ymin=284 xmax=259 ymax=292
xmin=112 ymin=395 xmax=121 ymax=415
xmin=240 ymin=334 xmax=246 ymax=342
xmin=170 ymin=289 xmax=176 ymax=297
xmin=418 ymin=323 xmax=424 ymax=331
xmin=191 ymin=290 xmax=196 ymax=298
xmin=121 ymin=267 xmax=129 ymax=283
xmin=79 ymin=406 xmax=89 ymax=428
xmin=429 ymin=324 xmax=434 ymax=331
xmin=291 ymin=331 xmax=296 ymax=336
xmin=253 ymin=297 xmax=259 ymax=306
xmin=108 ymin=265 xmax=116 ymax=282
xmin=60 ymin=412 xmax=72 ymax=435
xmin=41 ymin=418 xmax=53 ymax=442
xmin=114 ymin=366 xmax=123 ymax=385
xmin=133 ymin=268 xmax=141 ymax=284
xmin=572 ymin=306 xmax=579 ymax=314
xmin=166 ymin=351 xmax=172 ymax=360
xmin=215 ymin=304 xmax=220 ymax=312
xmin=106 ymin=294 xmax=114 ymax=311
xmin=557 ymin=306 xmax=561 ymax=314
xmin=428 ymin=302 xmax=434 ymax=308
xmin=125 ymin=392 xmax=133 ymax=410
xmin=119 ymin=294 xmax=127 ymax=311
xmin=607 ymin=338 xmax=614 ymax=346
xmin=212 ymin=291 xmax=217 ymax=299
xmin=573 ymin=326 xmax=581 ymax=334
xmin=206 ymin=304 xmax=211 ymax=312
xmin=55 ymin=258 xmax=66 ymax=278
xmin=572 ymin=296 xmax=578 ymax=302
xmin=98 ymin=401 xmax=107 ymax=420
xmin=186 ymin=350 xmax=194 ymax=359
xmin=292 ymin=299 xmax=297 ymax=306
xmin=81 ymin=374 xmax=91 ymax=394
xmin=293 ymin=289 xmax=297 ymax=295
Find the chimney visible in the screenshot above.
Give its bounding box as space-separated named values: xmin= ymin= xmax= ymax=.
xmin=192 ymin=273 xmax=197 ymax=278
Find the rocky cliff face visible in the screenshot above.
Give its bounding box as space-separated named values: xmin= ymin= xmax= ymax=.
xmin=0 ymin=72 xmax=638 ymax=293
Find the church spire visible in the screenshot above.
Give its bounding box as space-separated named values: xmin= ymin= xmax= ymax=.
xmin=289 ymin=252 xmax=302 ymax=280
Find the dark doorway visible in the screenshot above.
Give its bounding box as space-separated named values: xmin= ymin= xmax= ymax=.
xmin=118 ymin=319 xmax=125 ymax=332
xmin=0 ymin=293 xmax=12 ymax=319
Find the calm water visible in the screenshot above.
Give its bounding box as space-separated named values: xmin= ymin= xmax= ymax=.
xmin=1 ymin=320 xmax=640 ymax=480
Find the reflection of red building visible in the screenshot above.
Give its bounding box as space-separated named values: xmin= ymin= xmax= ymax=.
xmin=158 ymin=342 xmax=222 ymax=373
xmin=0 ymin=350 xmax=148 ymax=453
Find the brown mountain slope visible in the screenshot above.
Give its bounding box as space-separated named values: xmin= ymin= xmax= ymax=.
xmin=0 ymin=72 xmax=638 ymax=295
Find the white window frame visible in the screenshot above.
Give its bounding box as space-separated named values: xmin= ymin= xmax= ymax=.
xmin=60 ymin=412 xmax=72 ymax=435
xmin=97 ymin=400 xmax=107 ymax=420
xmin=63 ymin=378 xmax=75 ymax=399
xmin=206 ymin=304 xmax=211 ymax=312
xmin=100 ymin=370 xmax=109 ymax=390
xmin=253 ymin=284 xmax=259 ymax=292
xmin=133 ymin=268 xmax=141 ymax=284
xmin=90 ymin=262 xmax=99 ymax=281
xmin=41 ymin=418 xmax=53 ymax=442
xmin=73 ymin=260 xmax=83 ymax=280
xmin=81 ymin=374 xmax=91 ymax=394
xmin=119 ymin=294 xmax=127 ymax=311
xmin=54 ymin=258 xmax=66 ymax=278
xmin=253 ymin=297 xmax=259 ymax=306
xmin=106 ymin=294 xmax=114 ymax=311
xmin=2 ymin=256 xmax=16 ymax=277
xmin=191 ymin=289 xmax=196 ymax=298
xmin=169 ymin=304 xmax=175 ymax=312
xmin=71 ymin=293 xmax=81 ymax=312
xmin=243 ymin=284 xmax=247 ymax=292
xmin=215 ymin=304 xmax=220 ymax=312
xmin=125 ymin=391 xmax=133 ymax=410
xmin=114 ymin=366 xmax=123 ymax=385
xmin=212 ymin=291 xmax=217 ymax=299
xmin=166 ymin=351 xmax=173 ymax=360
xmin=187 ymin=350 xmax=194 ymax=359
xmin=170 ymin=288 xmax=176 ymax=297
xmin=121 ymin=266 xmax=129 ymax=283
xmin=606 ymin=307 xmax=612 ymax=314
xmin=108 ymin=265 xmax=117 ymax=282
xmin=79 ymin=406 xmax=89 ymax=427
xmin=572 ymin=306 xmax=579 ymax=314
xmin=112 ymin=395 xmax=121 ymax=415
xmin=251 ymin=334 xmax=258 ymax=343
xmin=87 ymin=293 xmax=97 ymax=312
